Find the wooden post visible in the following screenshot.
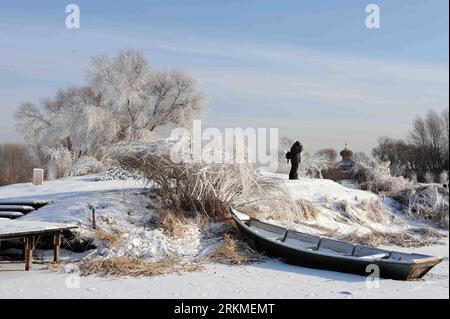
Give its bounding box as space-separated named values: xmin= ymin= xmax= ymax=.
xmin=24 ymin=236 xmax=35 ymax=271
xmin=53 ymin=232 xmax=61 ymax=262
xmin=89 ymin=205 xmax=96 ymax=229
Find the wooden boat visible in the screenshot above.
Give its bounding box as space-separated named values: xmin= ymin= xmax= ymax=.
xmin=230 ymin=208 xmax=443 ymax=280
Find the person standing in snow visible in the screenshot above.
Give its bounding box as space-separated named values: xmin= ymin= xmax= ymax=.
xmin=286 ymin=141 xmax=303 ymax=180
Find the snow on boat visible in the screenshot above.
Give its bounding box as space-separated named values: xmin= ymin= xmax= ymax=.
xmin=0 ymin=205 xmax=35 ymax=214
xmin=0 ymin=211 xmax=24 ymax=219
xmin=0 ymin=200 xmax=52 ymax=209
xmin=230 ymin=208 xmax=443 ymax=281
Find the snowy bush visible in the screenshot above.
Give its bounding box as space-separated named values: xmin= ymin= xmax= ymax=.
xmin=96 ymin=167 xmax=143 ymax=181
xmin=71 ymin=156 xmax=106 ymax=176
xmin=408 ymin=185 xmax=449 ymax=229
xmin=43 ymin=146 xmax=73 ymax=177
xmin=353 ymin=161 xmax=414 ymax=194
xmin=110 ymin=139 xmax=299 ymax=220
xmin=392 ymin=185 xmax=449 ymax=229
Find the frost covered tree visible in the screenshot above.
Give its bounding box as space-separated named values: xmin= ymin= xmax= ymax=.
xmin=87 ymin=50 xmax=205 ymax=139
xmin=410 ymin=109 xmax=448 ymax=172
xmin=316 ymin=148 xmax=338 ymax=165
xmin=371 ymin=109 xmax=449 ymax=182
xmin=15 ymin=50 xmax=206 ymax=176
xmin=301 ymin=152 xmax=332 ymax=179
xmin=353 ymin=151 xmax=372 ymax=165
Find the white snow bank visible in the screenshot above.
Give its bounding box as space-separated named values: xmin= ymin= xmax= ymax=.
xmin=256 ymin=172 xmax=444 ymax=237
xmin=0 ymin=173 xmax=448 ymax=299
xmin=0 ymin=175 xmax=144 ymax=200
xmin=0 ymin=238 xmax=447 ymax=299
xmin=0 ymin=173 xmax=446 ymax=262
xmin=0 ymin=175 xmax=222 ymax=261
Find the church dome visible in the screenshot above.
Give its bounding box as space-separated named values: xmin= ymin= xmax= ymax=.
xmin=340 ymin=148 xmax=353 ymax=159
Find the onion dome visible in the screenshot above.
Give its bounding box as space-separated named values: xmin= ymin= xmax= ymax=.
xmin=340 ymin=142 xmax=353 ymax=161
xmin=340 ymin=148 xmax=353 ymax=158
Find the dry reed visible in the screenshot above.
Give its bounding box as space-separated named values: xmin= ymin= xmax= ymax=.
xmin=340 ymin=230 xmax=443 ymax=248
xmin=207 ymin=233 xmax=263 ymax=265
xmin=95 ymin=228 xmax=124 ymax=248
xmin=79 ymin=255 xmax=203 ymax=277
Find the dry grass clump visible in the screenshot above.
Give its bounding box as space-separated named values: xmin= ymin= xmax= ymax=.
xmin=295 ymin=199 xmax=318 ymax=220
xmin=360 ymin=199 xmax=390 ymax=224
xmin=79 ymin=255 xmax=203 ymax=277
xmin=207 ymin=233 xmax=263 ymax=265
xmin=151 ymin=209 xmax=189 ymax=237
xmin=235 ymin=205 xmax=264 ymax=219
xmin=335 ymin=200 xmax=367 ymax=226
xmin=47 ymin=262 xmax=65 ymax=272
xmin=340 ymin=230 xmax=443 ymax=248
xmin=392 ymin=185 xmax=449 ymax=229
xmin=236 ymin=198 xmax=318 ymax=225
xmin=95 ymin=228 xmax=124 ymax=248
xmin=111 ymin=140 xmax=300 ymax=222
xmin=408 ymin=227 xmax=447 ymax=238
xmin=195 ymin=214 xmax=210 ymax=229
xmin=334 ymin=198 xmax=392 ymax=227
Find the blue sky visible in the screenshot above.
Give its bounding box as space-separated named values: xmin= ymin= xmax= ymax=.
xmin=0 ymin=0 xmax=448 ymax=153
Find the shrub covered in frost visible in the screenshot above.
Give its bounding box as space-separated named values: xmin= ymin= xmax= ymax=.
xmin=353 ymin=161 xmax=414 ymax=194
xmin=110 ymin=139 xmax=299 ymax=220
xmin=43 ymin=146 xmax=73 ymax=178
xmin=96 ymin=167 xmax=144 ymax=181
xmin=392 ymin=185 xmax=449 ymax=229
xmin=71 ymin=156 xmax=105 ymax=176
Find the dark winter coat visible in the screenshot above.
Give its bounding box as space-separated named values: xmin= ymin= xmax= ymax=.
xmin=290 ymin=141 xmax=303 ymax=164
xmin=289 ymin=141 xmax=303 ymax=180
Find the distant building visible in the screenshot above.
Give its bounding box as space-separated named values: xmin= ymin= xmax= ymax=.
xmin=323 ymin=143 xmax=356 ymax=183
xmin=337 ymin=143 xmax=355 ymax=177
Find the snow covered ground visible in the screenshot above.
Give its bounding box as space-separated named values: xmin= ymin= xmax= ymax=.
xmin=0 ymin=174 xmax=448 ymax=299
xmin=0 ymin=240 xmax=448 ymax=299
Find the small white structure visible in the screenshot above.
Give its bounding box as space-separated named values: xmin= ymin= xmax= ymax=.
xmin=32 ymin=168 xmax=44 ymax=186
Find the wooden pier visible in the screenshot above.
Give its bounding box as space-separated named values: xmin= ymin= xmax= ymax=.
xmin=0 ymin=220 xmax=77 ymax=271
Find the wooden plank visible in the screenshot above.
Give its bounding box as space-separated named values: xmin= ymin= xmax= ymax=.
xmin=0 ymin=220 xmax=77 ymax=239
